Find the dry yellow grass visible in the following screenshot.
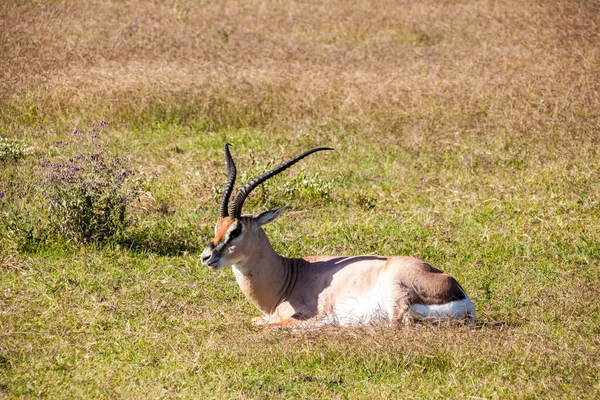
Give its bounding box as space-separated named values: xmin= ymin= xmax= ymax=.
xmin=2 ymin=1 xmax=598 ymax=144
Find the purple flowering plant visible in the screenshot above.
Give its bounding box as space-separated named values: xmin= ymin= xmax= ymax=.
xmin=43 ymin=121 xmax=144 ymax=243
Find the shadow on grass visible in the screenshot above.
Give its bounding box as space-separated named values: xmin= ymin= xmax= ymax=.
xmin=472 ymin=320 xmax=522 ymax=330
xmin=117 ymin=224 xmax=206 ymax=256
xmin=2 ymin=213 xmax=209 ymax=257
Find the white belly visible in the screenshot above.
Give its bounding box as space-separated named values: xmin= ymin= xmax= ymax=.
xmin=323 ymin=289 xmax=389 ymax=326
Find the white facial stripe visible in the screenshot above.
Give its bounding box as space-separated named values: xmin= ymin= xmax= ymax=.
xmin=222 ymin=223 xmax=241 ymax=245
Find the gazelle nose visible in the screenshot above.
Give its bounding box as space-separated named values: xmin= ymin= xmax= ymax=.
xmin=201 ymin=252 xmax=211 ymax=264
xmin=201 ymin=243 xmax=216 ymax=265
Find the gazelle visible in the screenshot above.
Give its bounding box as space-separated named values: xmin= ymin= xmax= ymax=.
xmin=201 ymin=144 xmax=475 ymax=327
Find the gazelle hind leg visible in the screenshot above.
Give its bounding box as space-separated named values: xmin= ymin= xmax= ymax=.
xmin=384 ymin=286 xmax=417 ymax=327
xmin=378 ymin=259 xmax=417 ymax=327
xmin=389 ymin=301 xmax=412 ymax=327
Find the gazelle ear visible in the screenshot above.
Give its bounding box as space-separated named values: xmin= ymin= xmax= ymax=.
xmin=255 ymin=206 xmax=287 ymax=227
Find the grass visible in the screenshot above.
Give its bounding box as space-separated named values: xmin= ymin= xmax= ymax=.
xmin=1 ymin=0 xmax=600 ymax=398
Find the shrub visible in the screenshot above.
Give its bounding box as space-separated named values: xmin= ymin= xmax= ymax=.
xmin=0 ymin=137 xmax=26 ymax=162
xmin=43 ymin=122 xmax=143 ymax=243
xmin=279 ymin=169 xmax=332 ymax=202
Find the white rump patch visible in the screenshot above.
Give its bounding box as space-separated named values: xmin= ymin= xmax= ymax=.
xmin=409 ymin=297 xmax=475 ymax=323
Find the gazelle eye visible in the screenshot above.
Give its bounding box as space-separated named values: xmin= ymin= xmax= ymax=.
xmin=229 ymin=225 xmax=242 ymax=239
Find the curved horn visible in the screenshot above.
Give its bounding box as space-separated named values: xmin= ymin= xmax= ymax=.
xmin=230 ymin=147 xmax=334 ymax=218
xmin=219 ymin=143 xmax=237 ymax=218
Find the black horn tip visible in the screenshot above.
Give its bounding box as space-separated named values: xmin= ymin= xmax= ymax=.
xmin=313 ymin=147 xmax=335 ymax=151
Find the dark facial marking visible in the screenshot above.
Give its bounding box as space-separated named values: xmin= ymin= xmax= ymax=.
xmin=229 ymin=224 xmax=242 ymax=240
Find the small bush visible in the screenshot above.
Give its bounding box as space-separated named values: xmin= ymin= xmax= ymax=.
xmin=279 ymin=169 xmax=332 ymax=202
xmin=211 ymin=150 xmax=333 ymax=210
xmin=43 ymin=122 xmax=144 ymax=243
xmin=0 ymin=137 xmax=26 ymax=162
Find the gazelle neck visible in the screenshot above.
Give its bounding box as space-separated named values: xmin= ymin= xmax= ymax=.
xmin=231 ymin=228 xmax=297 ymax=314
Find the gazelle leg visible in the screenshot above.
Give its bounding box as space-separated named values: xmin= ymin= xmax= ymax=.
xmin=388 ymin=300 xmax=412 ymax=327
xmin=270 ymin=317 xmax=303 ymax=327
xmin=261 ymin=317 xmax=307 ymax=332
xmin=384 ymin=285 xmax=417 ymax=327
xmin=252 ymin=316 xmax=271 ymax=326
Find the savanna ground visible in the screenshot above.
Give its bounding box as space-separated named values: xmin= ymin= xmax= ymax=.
xmin=1 ymin=0 xmax=599 ymax=398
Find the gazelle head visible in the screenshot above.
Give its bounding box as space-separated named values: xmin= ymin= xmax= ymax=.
xmin=201 ymin=144 xmax=333 ymax=270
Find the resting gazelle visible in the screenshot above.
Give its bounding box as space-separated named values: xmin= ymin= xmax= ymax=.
xmin=201 ymin=144 xmax=475 ymax=327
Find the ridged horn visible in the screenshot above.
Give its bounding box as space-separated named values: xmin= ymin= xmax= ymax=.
xmin=229 ymin=147 xmax=334 ymax=218
xmin=219 ymin=143 xmax=237 ymax=218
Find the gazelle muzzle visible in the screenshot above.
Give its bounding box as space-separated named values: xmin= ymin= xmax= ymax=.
xmin=201 ymin=242 xmax=222 ymax=269
xmin=201 ymin=239 xmax=229 ymax=270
